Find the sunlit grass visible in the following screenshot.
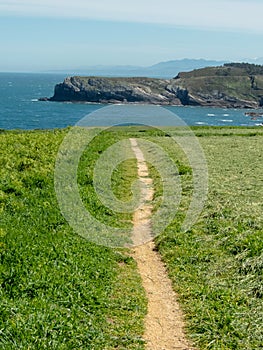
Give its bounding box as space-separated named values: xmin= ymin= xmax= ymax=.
xmin=154 ymin=127 xmax=263 ymax=349
xmin=0 ymin=128 xmax=146 ymax=349
xmin=1 ymin=126 xmax=262 ymax=349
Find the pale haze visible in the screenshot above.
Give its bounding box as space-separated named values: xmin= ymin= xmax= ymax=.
xmin=0 ymin=0 xmax=262 ymax=72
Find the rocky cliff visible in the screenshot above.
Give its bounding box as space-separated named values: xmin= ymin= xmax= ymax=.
xmin=49 ymin=76 xmax=182 ymax=105
xmin=47 ymin=63 xmax=263 ymax=108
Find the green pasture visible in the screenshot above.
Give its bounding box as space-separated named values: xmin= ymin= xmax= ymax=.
xmin=0 ymin=126 xmax=262 ymax=349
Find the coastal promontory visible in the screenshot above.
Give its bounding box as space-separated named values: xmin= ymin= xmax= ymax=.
xmin=47 ymin=63 xmax=263 ymax=108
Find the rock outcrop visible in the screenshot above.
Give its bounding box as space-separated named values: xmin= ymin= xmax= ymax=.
xmin=46 ymin=63 xmax=263 ymax=108
xmin=49 ymin=76 xmax=182 ymax=105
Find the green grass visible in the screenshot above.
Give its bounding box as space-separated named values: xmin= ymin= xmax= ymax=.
xmin=0 ymin=128 xmax=147 ymax=349
xmin=152 ymin=127 xmax=263 ymax=349
xmin=77 ymin=128 xmax=138 ymax=230
xmin=1 ymin=125 xmax=262 ymax=349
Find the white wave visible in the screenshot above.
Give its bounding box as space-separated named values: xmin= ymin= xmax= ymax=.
xmin=196 ymin=121 xmax=206 ymax=125
xmin=223 ymin=114 xmax=229 ymax=116
xmin=207 ymin=113 xmax=215 ymax=116
xmin=221 ymin=119 xmax=233 ymax=122
xmin=31 ymin=99 xmax=38 ymax=102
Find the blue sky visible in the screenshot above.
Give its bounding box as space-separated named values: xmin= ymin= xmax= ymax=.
xmin=1 ymin=0 xmax=263 ymax=72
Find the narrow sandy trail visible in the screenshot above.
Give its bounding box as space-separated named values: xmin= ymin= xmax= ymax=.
xmin=129 ymin=138 xmax=195 ymax=350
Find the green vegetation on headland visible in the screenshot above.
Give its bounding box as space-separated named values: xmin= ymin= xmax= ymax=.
xmin=46 ymin=63 xmax=263 ymax=108
xmin=1 ymin=126 xmax=263 ymax=349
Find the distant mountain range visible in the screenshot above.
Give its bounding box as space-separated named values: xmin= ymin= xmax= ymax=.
xmin=46 ymin=58 xmax=263 ymax=79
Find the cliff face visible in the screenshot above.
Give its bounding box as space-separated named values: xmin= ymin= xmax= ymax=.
xmin=48 ymin=63 xmax=263 ymax=108
xmin=49 ymin=76 xmax=182 ymax=105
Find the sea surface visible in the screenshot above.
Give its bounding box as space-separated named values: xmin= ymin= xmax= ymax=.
xmin=1 ymin=72 xmax=263 ymax=130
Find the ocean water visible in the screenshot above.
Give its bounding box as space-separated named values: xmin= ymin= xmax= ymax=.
xmin=0 ymin=72 xmax=262 ymax=130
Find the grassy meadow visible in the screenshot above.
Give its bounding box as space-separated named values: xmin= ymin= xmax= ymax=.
xmin=0 ymin=125 xmax=262 ymax=349
xmin=0 ymin=128 xmax=147 ymax=349
xmin=153 ymin=126 xmax=263 ymax=349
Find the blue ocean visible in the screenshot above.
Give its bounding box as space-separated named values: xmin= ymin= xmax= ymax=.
xmin=0 ymin=72 xmax=262 ymax=130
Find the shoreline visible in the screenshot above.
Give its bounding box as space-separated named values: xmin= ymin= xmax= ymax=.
xmin=39 ymin=98 xmax=263 ymax=111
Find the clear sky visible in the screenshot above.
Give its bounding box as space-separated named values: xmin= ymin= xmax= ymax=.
xmin=0 ymin=0 xmax=263 ymax=72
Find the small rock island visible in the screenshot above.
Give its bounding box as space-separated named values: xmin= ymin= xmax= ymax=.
xmin=46 ymin=63 xmax=263 ymax=108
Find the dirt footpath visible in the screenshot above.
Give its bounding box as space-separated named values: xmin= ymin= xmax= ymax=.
xmin=130 ymin=138 xmax=195 ymax=350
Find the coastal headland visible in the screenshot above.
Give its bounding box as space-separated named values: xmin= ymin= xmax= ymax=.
xmin=45 ymin=63 xmax=263 ymax=108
